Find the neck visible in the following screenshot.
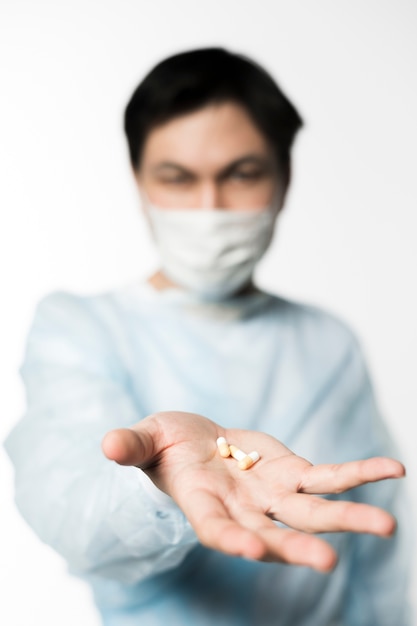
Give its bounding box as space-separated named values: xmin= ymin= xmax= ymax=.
xmin=147 ymin=270 xmax=180 ymax=291
xmin=147 ymin=270 xmax=259 ymax=298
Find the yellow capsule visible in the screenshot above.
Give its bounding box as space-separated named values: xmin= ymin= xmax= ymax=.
xmin=216 ymin=436 xmax=231 ymax=458
xmin=229 ymin=444 xmax=247 ymax=462
xmin=238 ymin=451 xmax=260 ymax=471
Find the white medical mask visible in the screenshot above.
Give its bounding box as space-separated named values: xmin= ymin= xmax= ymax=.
xmin=144 ymin=199 xmax=280 ymax=301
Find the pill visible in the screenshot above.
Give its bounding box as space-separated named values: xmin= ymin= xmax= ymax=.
xmin=238 ymin=451 xmax=260 ymax=471
xmin=216 ymin=436 xmax=231 ymax=458
xmin=229 ymin=444 xmax=247 ymax=462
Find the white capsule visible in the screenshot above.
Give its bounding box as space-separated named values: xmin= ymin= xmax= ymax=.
xmin=216 ymin=436 xmax=231 ymax=458
xmin=238 ymin=450 xmax=260 ymax=471
xmin=229 ymin=444 xmax=247 ymax=462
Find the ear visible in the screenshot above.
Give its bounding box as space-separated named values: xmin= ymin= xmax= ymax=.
xmin=284 ymin=160 xmax=291 ymax=189
xmin=277 ymin=161 xmax=291 ymax=214
xmin=131 ymin=167 xmax=148 ymax=209
xmin=131 ymin=165 xmax=141 ymax=189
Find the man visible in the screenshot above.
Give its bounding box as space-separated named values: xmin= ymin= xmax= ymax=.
xmin=4 ymin=47 xmax=412 ymax=625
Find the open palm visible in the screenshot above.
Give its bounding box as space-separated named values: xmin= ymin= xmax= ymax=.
xmin=102 ymin=410 xmax=405 ymax=573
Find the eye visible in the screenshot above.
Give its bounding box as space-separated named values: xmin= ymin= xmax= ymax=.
xmin=159 ymin=173 xmax=192 ymax=185
xmin=229 ymin=168 xmax=265 ymax=181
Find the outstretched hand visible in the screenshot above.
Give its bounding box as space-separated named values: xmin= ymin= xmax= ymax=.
xmin=102 ymin=411 xmax=405 ymax=573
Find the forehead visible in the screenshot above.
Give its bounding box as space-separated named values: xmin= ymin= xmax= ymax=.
xmin=140 ymin=102 xmax=273 ymax=170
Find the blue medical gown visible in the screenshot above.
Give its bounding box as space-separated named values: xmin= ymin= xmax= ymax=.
xmin=4 ymin=280 xmax=413 ymax=625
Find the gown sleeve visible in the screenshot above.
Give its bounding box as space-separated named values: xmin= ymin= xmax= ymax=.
xmin=335 ymin=335 xmax=414 ymax=626
xmin=3 ymin=292 xmax=198 ymax=585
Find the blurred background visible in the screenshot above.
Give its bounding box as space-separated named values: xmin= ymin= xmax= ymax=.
xmin=1 ymin=1 xmax=416 ymax=624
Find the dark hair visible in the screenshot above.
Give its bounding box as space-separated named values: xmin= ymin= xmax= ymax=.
xmin=124 ymin=47 xmax=303 ymax=172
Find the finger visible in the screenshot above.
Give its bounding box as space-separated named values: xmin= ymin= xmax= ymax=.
xmin=101 ymin=416 xmax=161 ymax=467
xmin=299 ymin=457 xmax=406 ymax=495
xmin=179 ymin=489 xmax=266 ymax=561
xmin=271 ymin=492 xmax=397 ymax=536
xmin=238 ymin=509 xmax=337 ymax=572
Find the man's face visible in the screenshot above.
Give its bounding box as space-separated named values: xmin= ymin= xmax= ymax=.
xmin=134 ymin=101 xmax=287 ymax=211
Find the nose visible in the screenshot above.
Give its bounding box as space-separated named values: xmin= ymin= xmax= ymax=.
xmin=197 ymin=182 xmax=224 ymax=209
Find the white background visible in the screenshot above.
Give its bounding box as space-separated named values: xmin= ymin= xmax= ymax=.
xmin=1 ymin=1 xmax=416 ymax=624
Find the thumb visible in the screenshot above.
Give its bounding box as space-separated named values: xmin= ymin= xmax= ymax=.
xmin=101 ymin=417 xmax=161 ymax=467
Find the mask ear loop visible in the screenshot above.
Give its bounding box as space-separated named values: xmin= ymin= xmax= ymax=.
xmin=136 ymin=187 xmax=159 ymax=245
xmin=137 ymin=191 xmax=171 ymax=285
xmin=273 ymin=169 xmax=290 ymax=217
xmin=138 ymin=187 xmax=152 ymax=210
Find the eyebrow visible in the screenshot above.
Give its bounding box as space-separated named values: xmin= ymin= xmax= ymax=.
xmin=151 ymin=154 xmax=273 ymax=178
